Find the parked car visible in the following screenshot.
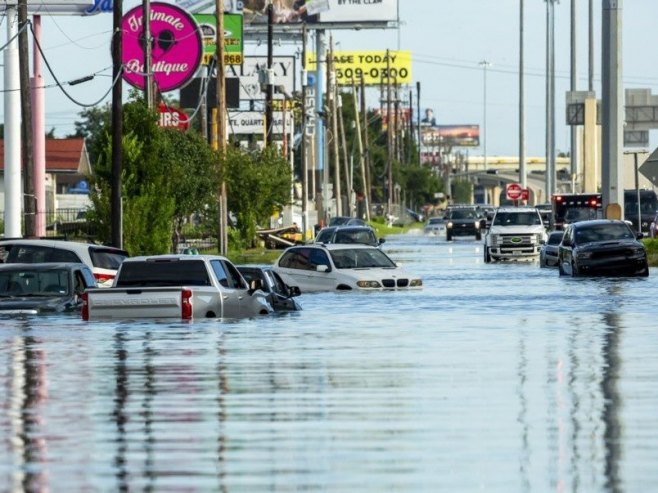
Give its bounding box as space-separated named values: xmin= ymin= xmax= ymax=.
xmin=328 ymin=216 xmax=367 ymax=227
xmin=444 ymin=206 xmax=485 ymax=241
xmin=424 ymin=216 xmax=446 ymax=235
xmin=313 ymin=225 xmax=384 ymax=247
xmin=0 ymin=262 xmax=97 ymax=315
xmin=557 ymin=219 xmax=649 ymax=277
xmin=274 ymin=244 xmax=423 ymax=293
xmin=0 ymin=239 xmax=128 ymax=287
xmin=539 ymin=230 xmax=564 ymax=268
xmin=237 ymin=265 xmax=302 ymax=311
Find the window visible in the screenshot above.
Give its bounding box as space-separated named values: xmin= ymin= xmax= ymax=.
xmin=279 ymin=248 xmax=312 ymax=270
xmin=210 ymin=260 xmax=230 ymax=287
xmin=223 ymin=261 xmax=247 ymax=290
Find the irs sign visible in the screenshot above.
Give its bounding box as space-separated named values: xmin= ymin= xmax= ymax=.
xmin=506 ymin=183 xmax=523 ymax=201
xmin=158 ymin=104 xmax=190 ymax=131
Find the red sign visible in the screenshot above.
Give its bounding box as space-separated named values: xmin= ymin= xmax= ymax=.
xmin=521 ymin=189 xmax=529 ymax=201
xmin=158 ymin=103 xmax=190 ymax=130
xmin=506 ymin=183 xmax=523 ymax=201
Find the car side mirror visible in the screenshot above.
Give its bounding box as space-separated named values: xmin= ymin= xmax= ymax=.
xmin=288 ymin=286 xmax=301 ymax=297
xmin=316 ymin=264 xmax=331 ymax=273
xmin=378 ymin=238 xmax=386 ymax=244
xmin=636 ymin=231 xmax=644 ymax=239
xmin=248 ymin=278 xmax=263 ymax=294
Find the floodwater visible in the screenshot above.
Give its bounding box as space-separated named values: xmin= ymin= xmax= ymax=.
xmin=1 ymin=232 xmax=658 ymax=492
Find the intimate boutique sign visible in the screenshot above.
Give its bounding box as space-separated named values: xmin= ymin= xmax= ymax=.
xmin=121 ymin=2 xmax=203 ymax=92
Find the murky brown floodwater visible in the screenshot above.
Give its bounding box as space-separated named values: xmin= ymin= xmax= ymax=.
xmin=1 ymin=232 xmax=657 ymax=492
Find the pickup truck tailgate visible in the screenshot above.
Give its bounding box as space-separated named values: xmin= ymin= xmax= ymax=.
xmin=85 ymin=287 xmax=186 ymax=320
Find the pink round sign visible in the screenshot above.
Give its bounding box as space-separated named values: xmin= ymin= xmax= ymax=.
xmin=122 ymin=2 xmax=202 ymax=93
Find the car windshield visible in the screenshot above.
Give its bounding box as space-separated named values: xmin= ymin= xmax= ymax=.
xmin=574 ymin=223 xmax=635 ymax=244
xmin=493 ymin=212 xmax=542 ymax=226
xmin=0 ymin=269 xmax=69 ymax=296
xmin=547 ymin=232 xmax=564 ymax=245
xmin=330 ymin=248 xmax=397 ymax=269
xmin=450 ymin=209 xmax=477 ymax=219
xmin=428 ymin=218 xmax=443 ymax=224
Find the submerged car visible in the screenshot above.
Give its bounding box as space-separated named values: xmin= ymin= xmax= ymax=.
xmin=273 ymin=244 xmax=423 ymax=293
xmin=444 ymin=206 xmax=485 ymax=241
xmin=557 ymin=220 xmax=649 ymax=277
xmin=0 ymin=262 xmax=97 ymax=315
xmin=328 ymin=216 xmax=367 ymax=227
xmin=539 ymin=230 xmax=564 ymax=268
xmin=313 ymin=225 xmax=384 ymax=247
xmin=424 ymin=217 xmax=446 ymax=235
xmin=237 ymin=265 xmax=302 ymax=311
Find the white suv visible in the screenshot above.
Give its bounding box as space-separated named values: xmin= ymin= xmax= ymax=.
xmin=483 ymin=207 xmax=547 ymax=263
xmin=0 ymin=239 xmax=128 ymax=287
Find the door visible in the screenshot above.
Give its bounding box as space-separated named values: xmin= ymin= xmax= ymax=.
xmin=209 ymin=260 xmax=242 ymax=318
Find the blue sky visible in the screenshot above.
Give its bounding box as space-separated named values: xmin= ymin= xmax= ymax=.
xmin=2 ymin=0 xmax=657 ymax=158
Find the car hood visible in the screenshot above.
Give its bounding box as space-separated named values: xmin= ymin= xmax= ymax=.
xmin=0 ymin=295 xmax=77 ymax=314
xmin=489 ymin=225 xmax=544 ymax=235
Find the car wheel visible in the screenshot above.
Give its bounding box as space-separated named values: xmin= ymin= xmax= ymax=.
xmin=483 ymin=247 xmax=491 ymax=263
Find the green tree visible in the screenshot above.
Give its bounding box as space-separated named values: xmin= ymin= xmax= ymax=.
xmin=400 ymin=164 xmax=444 ymax=209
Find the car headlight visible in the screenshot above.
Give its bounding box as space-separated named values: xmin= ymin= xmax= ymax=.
xmin=475 ymin=221 xmax=480 ymax=229
xmin=447 ymin=221 xmax=453 ymax=229
xmin=634 ymin=247 xmax=646 ymax=256
xmin=409 ymin=279 xmax=423 ymax=287
xmin=356 ymin=280 xmax=382 ymax=288
xmin=577 ymin=251 xmax=593 ymax=259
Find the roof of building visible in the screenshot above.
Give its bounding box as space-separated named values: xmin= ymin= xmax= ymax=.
xmin=0 ymin=138 xmax=90 ymax=174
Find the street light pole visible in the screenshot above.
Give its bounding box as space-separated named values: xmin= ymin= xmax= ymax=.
xmin=479 ymin=60 xmax=491 ymax=203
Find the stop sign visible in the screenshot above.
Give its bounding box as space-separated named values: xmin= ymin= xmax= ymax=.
xmin=506 ymin=183 xmax=523 ymax=201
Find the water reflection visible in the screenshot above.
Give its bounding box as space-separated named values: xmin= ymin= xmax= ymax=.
xmin=0 ymin=236 xmax=657 ymax=491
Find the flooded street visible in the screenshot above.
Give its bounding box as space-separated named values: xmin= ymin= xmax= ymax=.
xmin=2 ymin=232 xmax=658 ymax=492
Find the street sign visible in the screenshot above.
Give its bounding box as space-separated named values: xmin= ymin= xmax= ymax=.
xmin=640 ymin=147 xmax=658 ymax=186
xmin=506 ymin=183 xmax=523 ymax=201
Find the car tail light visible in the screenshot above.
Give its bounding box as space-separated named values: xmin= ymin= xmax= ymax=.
xmin=94 ymin=273 xmax=115 ymax=285
xmin=181 ymin=289 xmax=193 ymax=320
xmin=81 ymin=292 xmax=89 ymax=321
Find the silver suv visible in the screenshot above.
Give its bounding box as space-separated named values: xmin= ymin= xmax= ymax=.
xmin=0 ymin=239 xmax=128 ymax=287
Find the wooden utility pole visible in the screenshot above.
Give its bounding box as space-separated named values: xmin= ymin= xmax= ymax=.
xmin=360 ymin=77 xmax=371 ymax=219
xmin=143 ymin=0 xmax=153 ymax=109
xmin=328 ymin=37 xmax=341 ymax=216
xmin=385 ymin=51 xmax=393 ymax=213
xmin=352 ymin=80 xmax=370 ymax=222
xmin=215 ymin=2 xmax=228 ymax=254
xmin=301 ymin=24 xmax=308 ymax=239
xmin=18 ymin=0 xmax=34 ymax=236
xmin=265 ymin=3 xmax=274 ymax=146
xmin=111 ymin=0 xmax=123 ymax=248
xmin=337 ymin=93 xmax=351 ymax=205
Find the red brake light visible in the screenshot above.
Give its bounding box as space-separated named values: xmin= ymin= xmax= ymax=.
xmin=81 ymin=292 xmax=89 ymax=321
xmin=181 ymin=289 xmax=193 ymax=320
xmin=556 ymin=196 xmax=563 ymax=202
xmin=94 ymin=273 xmax=115 ymax=284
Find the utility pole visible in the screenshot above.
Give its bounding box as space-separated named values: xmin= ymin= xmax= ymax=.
xmin=328 ymin=36 xmax=341 ymax=216
xmin=360 ymin=77 xmax=371 ymax=221
xmin=265 ymin=3 xmax=274 ymax=146
xmin=337 ymin=93 xmax=351 ymax=212
xmin=479 ymin=60 xmax=491 ymax=175
xmin=416 ymin=81 xmax=421 ymax=167
xmin=519 ymin=0 xmax=527 ymax=193
xmin=601 ymin=0 xmax=624 ymax=216
xmin=18 ymin=0 xmax=34 ymax=237
xmin=111 ymin=0 xmax=123 ymax=248
xmin=215 ymin=1 xmax=228 ymax=254
xmin=569 ymin=0 xmax=578 ymax=190
xmin=545 ymin=0 xmax=557 ymax=201
xmin=353 ymin=80 xmax=370 ymax=222
xmin=386 ymin=50 xmax=393 ymax=214
xmin=143 ymin=0 xmax=153 ymax=109
xmin=301 ymin=24 xmax=308 ymax=239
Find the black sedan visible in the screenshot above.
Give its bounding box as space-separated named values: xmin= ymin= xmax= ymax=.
xmin=557 ymin=220 xmax=649 ymax=277
xmin=237 ymin=265 xmax=302 ymax=311
xmin=0 ymin=262 xmax=97 ymax=314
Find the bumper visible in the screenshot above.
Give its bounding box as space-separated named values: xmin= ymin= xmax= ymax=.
xmin=489 ymin=246 xmax=541 ymax=260
xmin=577 ymin=257 xmax=648 ymax=276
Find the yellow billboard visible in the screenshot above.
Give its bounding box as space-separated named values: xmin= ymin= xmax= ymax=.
xmin=306 ymin=50 xmax=412 ymax=86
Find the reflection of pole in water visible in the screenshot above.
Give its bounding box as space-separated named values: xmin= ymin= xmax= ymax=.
xmin=113 ymin=330 xmax=129 ymax=489
xmin=216 ymin=331 xmax=229 ymax=492
xmin=601 ymin=310 xmax=622 ymax=492
xmin=515 ymin=330 xmax=531 ymax=491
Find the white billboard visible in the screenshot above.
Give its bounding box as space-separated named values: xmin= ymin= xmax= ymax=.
xmin=226 ymin=56 xmax=296 ymax=101
xmin=228 ymin=111 xmax=294 ymax=135
xmin=1 ymin=0 xmax=100 ymax=15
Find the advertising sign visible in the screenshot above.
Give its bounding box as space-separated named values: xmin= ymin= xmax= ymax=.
xmin=122 ymin=2 xmax=203 ymax=93
xmin=225 ymin=56 xmax=296 ymax=101
xmin=242 ymin=0 xmax=397 ymax=26
xmin=228 ymin=111 xmax=294 ymax=135
xmin=194 ymin=13 xmax=244 ymax=66
xmin=421 ymin=125 xmax=480 ymax=147
xmin=374 ymin=107 xmax=411 ymax=131
xmin=0 ymin=0 xmax=100 ymax=15
xmin=306 ymin=50 xmax=411 ymax=86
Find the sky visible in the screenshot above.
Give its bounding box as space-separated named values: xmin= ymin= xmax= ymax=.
xmin=1 ymin=0 xmax=657 ymax=159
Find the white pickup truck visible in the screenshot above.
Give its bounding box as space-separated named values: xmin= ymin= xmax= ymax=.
xmin=82 ymin=255 xmax=273 ymax=320
xmin=483 ymin=207 xmax=547 ymax=262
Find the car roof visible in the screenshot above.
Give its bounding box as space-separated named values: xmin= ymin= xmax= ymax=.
xmin=0 ymin=262 xmax=89 ymax=271
xmin=568 ymin=219 xmax=628 ymax=229
xmin=0 ymin=238 xmax=127 ymax=253
xmin=495 ymin=207 xmax=538 ymax=213
xmin=124 ymin=254 xmax=228 ymax=262
xmin=291 ymin=243 xmax=377 ymax=251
